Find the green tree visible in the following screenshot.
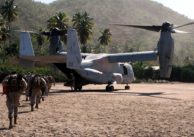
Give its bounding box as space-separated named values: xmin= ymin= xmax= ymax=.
xmin=5 ymin=43 xmax=18 ymax=56
xmin=98 ymin=28 xmax=111 ymax=52
xmin=0 ymin=26 xmax=9 ymax=44
xmin=98 ymin=28 xmax=111 ymax=45
xmin=0 ymin=14 xmax=4 ymax=26
xmin=47 ymin=12 xmax=69 ymax=30
xmin=47 ymin=12 xmax=69 ymax=43
xmin=0 ymin=14 xmax=7 ymax=43
xmin=0 ymin=0 xmax=18 ymax=59
xmin=0 ymin=0 xmax=18 ymax=30
xmin=72 ymin=11 xmax=94 ymax=53
xmin=132 ymin=62 xmax=145 ymax=79
xmin=35 ymin=28 xmax=45 ymax=46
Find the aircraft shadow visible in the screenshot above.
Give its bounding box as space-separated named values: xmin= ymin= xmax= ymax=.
xmin=49 ymin=89 xmax=121 ymax=95
xmin=49 ymin=89 xmax=179 ymax=101
xmin=126 ymin=91 xmax=180 ymax=101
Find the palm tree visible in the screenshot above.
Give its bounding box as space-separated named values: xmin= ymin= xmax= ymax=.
xmin=0 ymin=15 xmax=5 ymax=42
xmin=0 ymin=14 xmax=9 ymax=62
xmin=0 ymin=26 xmax=9 ymax=43
xmin=0 ymin=14 xmax=4 ymax=26
xmin=47 ymin=12 xmax=69 ymax=43
xmin=47 ymin=12 xmax=69 ymax=30
xmin=72 ymin=11 xmax=94 ymax=53
xmin=36 ymin=28 xmax=45 ymax=46
xmin=0 ymin=0 xmax=18 ymax=30
xmin=98 ymin=28 xmax=112 ymax=53
xmin=72 ymin=12 xmax=82 ymax=27
xmin=47 ymin=16 xmax=57 ymax=29
xmin=98 ymin=28 xmax=112 ymax=46
xmin=0 ymin=15 xmax=9 ymax=45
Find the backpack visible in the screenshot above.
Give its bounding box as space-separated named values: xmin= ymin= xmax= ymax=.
xmin=31 ymin=76 xmax=41 ymax=89
xmin=7 ymin=76 xmax=20 ymax=92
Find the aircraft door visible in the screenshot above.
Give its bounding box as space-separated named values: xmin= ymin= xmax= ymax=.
xmin=121 ymin=63 xmax=135 ymax=83
xmin=123 ymin=65 xmax=128 ymax=75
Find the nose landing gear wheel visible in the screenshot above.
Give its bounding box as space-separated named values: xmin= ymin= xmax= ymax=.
xmin=125 ymin=85 xmax=130 ymax=90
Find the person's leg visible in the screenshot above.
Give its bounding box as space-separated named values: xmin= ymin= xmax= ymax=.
xmin=13 ymin=106 xmax=18 ymax=124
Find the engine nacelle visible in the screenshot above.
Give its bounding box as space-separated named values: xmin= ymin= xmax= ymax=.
xmin=158 ymin=32 xmax=174 ymax=78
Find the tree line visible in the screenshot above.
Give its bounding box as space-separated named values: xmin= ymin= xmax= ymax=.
xmin=133 ymin=62 xmax=194 ymax=82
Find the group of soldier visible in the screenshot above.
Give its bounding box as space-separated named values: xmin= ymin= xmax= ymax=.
xmin=1 ymin=72 xmax=55 ymax=129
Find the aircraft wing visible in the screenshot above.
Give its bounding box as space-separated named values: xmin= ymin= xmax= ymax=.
xmin=20 ymin=55 xmax=66 ymax=63
xmin=107 ymin=51 xmax=158 ymax=63
xmin=20 ymin=51 xmax=157 ymax=63
xmin=20 ymin=53 xmax=91 ymax=64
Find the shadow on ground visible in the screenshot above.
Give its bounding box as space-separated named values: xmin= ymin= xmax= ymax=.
xmin=49 ymin=89 xmax=180 ymax=101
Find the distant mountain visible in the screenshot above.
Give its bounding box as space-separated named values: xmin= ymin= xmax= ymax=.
xmin=2 ymin=0 xmax=194 ymax=64
xmin=50 ymin=0 xmax=194 ymax=49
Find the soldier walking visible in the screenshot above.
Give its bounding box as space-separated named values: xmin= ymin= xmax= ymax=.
xmin=2 ymin=73 xmax=27 ymax=129
xmin=29 ymin=75 xmax=44 ymax=111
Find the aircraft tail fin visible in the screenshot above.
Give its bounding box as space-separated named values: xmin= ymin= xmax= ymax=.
xmin=66 ymin=28 xmax=82 ymax=69
xmin=19 ymin=32 xmax=35 ymax=67
xmin=19 ymin=32 xmax=35 ymax=56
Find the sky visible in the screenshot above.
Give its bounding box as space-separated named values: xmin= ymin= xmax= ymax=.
xmin=34 ymin=0 xmax=194 ymax=19
xmin=34 ymin=0 xmax=56 ymax=4
xmin=151 ymin=0 xmax=194 ymax=19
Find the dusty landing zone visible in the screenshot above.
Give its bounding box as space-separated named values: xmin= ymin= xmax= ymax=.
xmin=0 ymin=83 xmax=194 ymax=137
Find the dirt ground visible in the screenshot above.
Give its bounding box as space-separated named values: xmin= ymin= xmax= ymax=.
xmin=0 ymin=83 xmax=194 ymax=137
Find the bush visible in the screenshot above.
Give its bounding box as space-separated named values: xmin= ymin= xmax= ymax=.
xmin=0 ymin=64 xmax=66 ymax=82
xmin=133 ymin=63 xmax=194 ymax=83
xmin=170 ymin=66 xmax=181 ymax=81
xmin=132 ymin=62 xmax=145 ymax=79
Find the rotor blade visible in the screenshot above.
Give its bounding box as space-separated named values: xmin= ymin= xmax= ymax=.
xmin=173 ymin=21 xmax=194 ymax=29
xmin=111 ymin=24 xmax=162 ymax=32
xmin=172 ymin=29 xmax=191 ymax=34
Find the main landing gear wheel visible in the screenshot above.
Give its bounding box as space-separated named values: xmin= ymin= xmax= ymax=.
xmin=74 ymin=85 xmax=82 ymax=91
xmin=125 ymin=85 xmax=130 ymax=90
xmin=106 ymin=85 xmax=114 ymax=92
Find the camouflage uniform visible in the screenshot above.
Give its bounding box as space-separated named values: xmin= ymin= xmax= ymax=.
xmin=30 ymin=75 xmax=46 ymax=111
xmin=39 ymin=77 xmax=47 ymax=101
xmin=24 ymin=73 xmax=34 ymax=101
xmin=47 ymin=75 xmax=55 ymax=91
xmin=2 ymin=74 xmax=27 ymax=129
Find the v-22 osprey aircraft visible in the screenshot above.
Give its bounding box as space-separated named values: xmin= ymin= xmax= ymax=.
xmin=19 ymin=21 xmax=194 ymax=91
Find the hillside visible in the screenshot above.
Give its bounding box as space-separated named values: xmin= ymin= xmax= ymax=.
xmin=1 ymin=0 xmax=194 ymax=64
xmin=50 ymin=0 xmax=194 ymax=62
